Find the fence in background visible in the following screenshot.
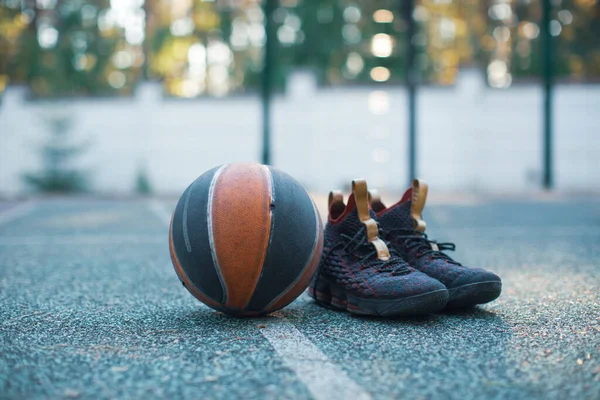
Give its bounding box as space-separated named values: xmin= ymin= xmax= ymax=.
xmin=1 ymin=69 xmax=598 ymax=197
xmin=260 ymin=0 xmax=560 ymax=190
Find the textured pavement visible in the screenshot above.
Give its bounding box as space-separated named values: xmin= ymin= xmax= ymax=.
xmin=0 ymin=196 xmax=599 ymax=400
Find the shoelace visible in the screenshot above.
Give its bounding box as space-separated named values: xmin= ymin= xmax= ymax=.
xmin=311 ymin=226 xmax=412 ymax=305
xmin=323 ymin=226 xmax=411 ymax=276
xmin=385 ymin=228 xmax=461 ymax=265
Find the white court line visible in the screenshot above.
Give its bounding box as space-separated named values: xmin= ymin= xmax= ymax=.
xmin=147 ymin=199 xmax=172 ymax=225
xmin=146 ymin=199 xmax=372 ymax=400
xmin=0 ymin=201 xmax=38 ymax=226
xmin=261 ymin=320 xmax=372 ymax=400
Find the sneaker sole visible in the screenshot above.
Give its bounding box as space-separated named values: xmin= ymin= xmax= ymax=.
xmin=446 ymin=281 xmax=502 ymax=309
xmin=308 ymin=279 xmax=449 ymax=317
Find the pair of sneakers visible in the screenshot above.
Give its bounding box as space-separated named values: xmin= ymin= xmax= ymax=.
xmin=308 ymin=179 xmax=502 ymax=317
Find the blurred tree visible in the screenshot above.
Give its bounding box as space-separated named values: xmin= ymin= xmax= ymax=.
xmin=553 ymin=0 xmax=600 ymax=81
xmin=135 ymin=162 xmax=152 ymax=195
xmin=418 ymin=0 xmax=469 ymax=85
xmin=271 ymin=0 xmax=415 ymax=86
xmin=22 ymin=115 xmax=90 ymax=193
xmin=0 ymin=0 xmax=30 ymax=94
xmin=6 ymin=0 xmax=145 ymax=97
xmin=482 ymin=0 xmax=600 ymax=86
xmin=2 ymin=0 xmax=599 ymax=97
xmin=147 ymin=0 xmax=263 ymax=97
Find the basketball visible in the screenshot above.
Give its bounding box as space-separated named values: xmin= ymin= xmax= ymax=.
xmin=169 ymin=162 xmax=323 ymax=316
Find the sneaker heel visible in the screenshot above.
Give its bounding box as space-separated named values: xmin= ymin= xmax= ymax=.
xmin=329 ymin=283 xmax=348 ymax=310
xmin=309 ymin=277 xmax=332 ymax=305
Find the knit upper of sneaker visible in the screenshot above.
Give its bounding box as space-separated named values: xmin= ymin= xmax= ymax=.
xmin=316 ymin=195 xmax=446 ymax=299
xmin=376 ymin=192 xmax=501 ymax=290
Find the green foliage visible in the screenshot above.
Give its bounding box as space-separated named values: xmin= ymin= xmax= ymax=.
xmin=22 ymin=115 xmax=90 ymax=193
xmin=135 ymin=164 xmax=152 ymax=195
xmin=6 ymin=0 xmax=137 ymax=97
xmin=3 ymin=0 xmax=600 ymax=97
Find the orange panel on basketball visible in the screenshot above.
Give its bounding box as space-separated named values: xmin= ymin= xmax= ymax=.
xmin=210 ymin=163 xmax=272 ymax=312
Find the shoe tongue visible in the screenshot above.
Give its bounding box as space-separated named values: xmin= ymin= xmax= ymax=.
xmin=378 ymin=179 xmax=429 ymax=232
xmin=377 ymin=197 xmax=413 ymax=230
xmin=333 ymin=180 xmax=390 ymax=261
xmin=336 ymin=194 xmax=377 ymax=237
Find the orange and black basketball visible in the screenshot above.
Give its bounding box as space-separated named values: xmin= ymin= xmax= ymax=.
xmin=169 ymin=162 xmax=323 ymax=317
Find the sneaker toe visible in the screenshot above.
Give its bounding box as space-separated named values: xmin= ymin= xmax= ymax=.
xmin=450 ymin=268 xmax=501 ymax=288
xmin=394 ymin=271 xmax=447 ymax=298
xmin=446 ymin=268 xmax=502 ymax=309
xmin=365 ymin=272 xmax=448 ymax=316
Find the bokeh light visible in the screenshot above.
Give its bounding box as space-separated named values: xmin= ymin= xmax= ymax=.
xmin=1 ymin=0 xmax=599 ymax=98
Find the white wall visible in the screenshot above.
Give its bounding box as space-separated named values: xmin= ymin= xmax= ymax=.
xmin=0 ymin=69 xmax=598 ymax=197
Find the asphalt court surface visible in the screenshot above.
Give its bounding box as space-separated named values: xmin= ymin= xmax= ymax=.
xmin=0 ymin=197 xmax=599 ymax=399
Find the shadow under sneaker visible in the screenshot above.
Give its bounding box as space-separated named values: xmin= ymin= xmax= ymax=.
xmin=308 ymin=179 xmax=448 ymax=317
xmin=370 ymin=179 xmax=502 ymax=309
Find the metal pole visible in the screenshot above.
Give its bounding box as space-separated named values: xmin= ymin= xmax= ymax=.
xmin=541 ymin=0 xmax=553 ymax=189
xmin=261 ymin=0 xmax=276 ymax=165
xmin=403 ymin=0 xmax=417 ymax=184
xmin=142 ymin=0 xmax=151 ymax=81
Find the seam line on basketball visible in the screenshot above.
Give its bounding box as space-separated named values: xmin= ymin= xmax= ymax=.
xmin=169 ymin=220 xmax=222 ymax=306
xmin=243 ymin=164 xmax=276 ymax=311
xmin=260 ymin=192 xmax=321 ymax=313
xmin=182 ymin=182 xmax=194 ymax=252
xmin=206 ymin=164 xmax=228 ymax=305
xmin=150 ymin=200 xmax=222 ymax=304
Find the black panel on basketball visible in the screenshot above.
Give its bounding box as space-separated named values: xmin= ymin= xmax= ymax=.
xmin=245 ymin=167 xmax=318 ymax=312
xmin=171 ymin=166 xmax=225 ymax=303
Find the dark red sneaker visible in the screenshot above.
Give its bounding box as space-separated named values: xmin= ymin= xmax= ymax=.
xmin=308 ymin=179 xmax=448 ymax=317
xmin=370 ymin=180 xmax=502 ymax=309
